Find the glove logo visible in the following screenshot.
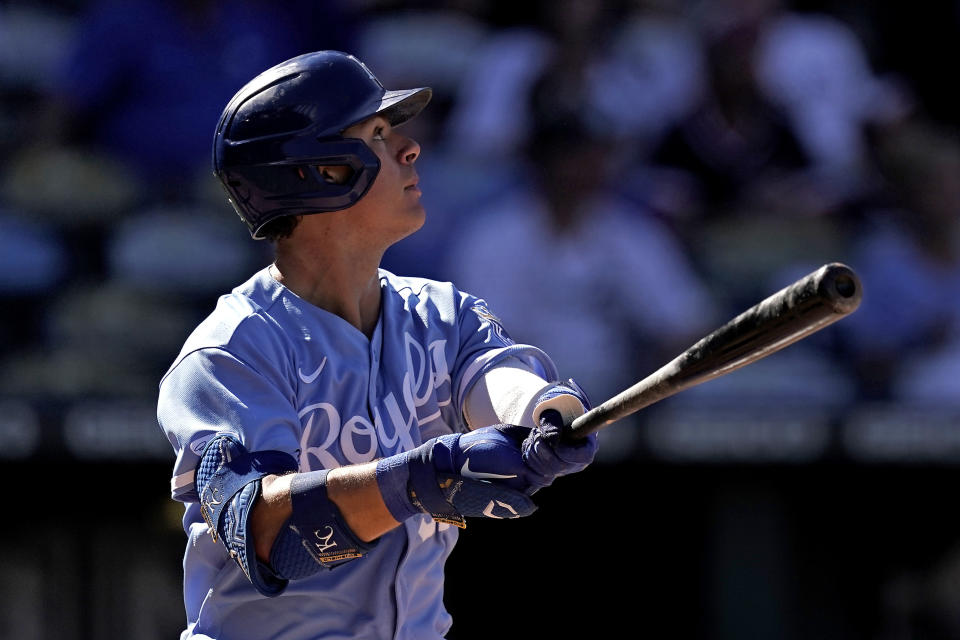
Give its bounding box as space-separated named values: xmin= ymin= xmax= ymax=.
xmin=200 ymin=487 xmax=224 ymax=542
xmin=312 ymin=526 xmax=337 ymax=554
xmin=460 ymin=457 xmax=518 ymax=481
xmin=189 ymin=436 xmax=212 ymax=456
xmin=482 ymin=499 xmax=519 ymax=519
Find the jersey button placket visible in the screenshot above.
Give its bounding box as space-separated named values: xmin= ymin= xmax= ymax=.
xmin=367 ymin=323 xmax=383 ymax=440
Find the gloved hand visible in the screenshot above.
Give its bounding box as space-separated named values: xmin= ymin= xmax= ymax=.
xmin=521 ymin=380 xmax=598 ymax=487
xmin=375 ymin=381 xmax=598 ymax=527
xmin=376 ymin=425 xmax=549 ymax=527
xmin=425 ymin=425 xmax=556 ymax=493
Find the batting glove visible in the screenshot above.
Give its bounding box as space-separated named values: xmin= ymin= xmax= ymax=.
xmin=377 ymin=425 xmax=550 ymax=528
xmin=522 ymin=380 xmax=598 ymax=484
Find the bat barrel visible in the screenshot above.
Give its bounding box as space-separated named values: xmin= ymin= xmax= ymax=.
xmin=566 ymin=263 xmax=862 ymax=439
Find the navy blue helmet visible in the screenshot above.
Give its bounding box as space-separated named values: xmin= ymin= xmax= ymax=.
xmin=213 ymin=51 xmax=432 ymax=239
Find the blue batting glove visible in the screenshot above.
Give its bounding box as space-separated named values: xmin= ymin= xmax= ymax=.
xmin=522 ymin=380 xmax=598 ymax=485
xmin=430 ymin=425 xmax=547 ymax=493
xmin=377 ymin=425 xmax=544 ymax=527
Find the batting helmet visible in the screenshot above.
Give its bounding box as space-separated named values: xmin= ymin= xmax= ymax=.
xmin=213 ymin=51 xmax=432 ymax=239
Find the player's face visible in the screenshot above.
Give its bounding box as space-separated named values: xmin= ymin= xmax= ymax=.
xmin=328 ymin=115 xmax=425 ymax=244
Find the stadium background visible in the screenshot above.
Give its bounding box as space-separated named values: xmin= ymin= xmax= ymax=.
xmin=0 ymin=0 xmax=958 ymax=637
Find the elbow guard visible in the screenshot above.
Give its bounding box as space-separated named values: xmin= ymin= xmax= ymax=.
xmin=196 ymin=434 xmax=297 ymax=596
xmin=195 ymin=434 xmax=375 ymax=598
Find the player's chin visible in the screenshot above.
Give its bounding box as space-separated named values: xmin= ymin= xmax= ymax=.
xmin=407 ymin=194 xmax=426 ymax=218
xmin=394 ymin=203 xmax=426 ymax=238
xmin=409 ymin=206 xmax=427 ymax=233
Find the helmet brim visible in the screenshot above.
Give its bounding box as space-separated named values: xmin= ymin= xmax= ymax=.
xmin=376 ymin=87 xmax=433 ymax=127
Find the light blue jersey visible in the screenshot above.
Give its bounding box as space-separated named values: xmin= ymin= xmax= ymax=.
xmin=157 ymin=267 xmax=557 ymax=640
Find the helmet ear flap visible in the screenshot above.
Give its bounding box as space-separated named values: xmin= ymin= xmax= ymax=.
xmin=316 ymin=164 xmax=355 ymax=186
xmin=218 ymin=136 xmax=380 ymax=239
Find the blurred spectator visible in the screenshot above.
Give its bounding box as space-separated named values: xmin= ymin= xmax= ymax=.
xmin=443 ymin=0 xmax=625 ymax=158
xmin=49 ymin=0 xmax=356 ymax=193
xmin=753 ymin=9 xmax=914 ymax=194
xmin=0 ymin=3 xmax=76 ymax=159
xmin=440 ymin=17 xmax=554 ymax=159
xmin=1 ymin=143 xmax=143 ymax=227
xmin=0 ymin=209 xmax=68 ymax=357
xmin=0 ymin=2 xmax=958 ymax=637
xmin=106 ymin=203 xmax=263 ymax=296
xmin=0 ymin=4 xmax=75 ymax=95
xmin=384 ymin=0 xmax=707 ymax=279
xmin=445 ymin=74 xmax=719 ymax=461
xmin=355 ymin=0 xmax=490 ymax=113
xmin=645 ymin=16 xmax=813 ymax=221
xmin=0 ymin=209 xmax=67 ymax=295
xmin=641 ymin=0 xmax=912 ymax=227
xmin=841 ymin=119 xmax=960 ymax=403
xmin=0 ymin=281 xmax=199 ymax=401
xmin=636 ymin=0 xmax=910 ymax=318
xmin=591 ymin=0 xmax=708 ymax=155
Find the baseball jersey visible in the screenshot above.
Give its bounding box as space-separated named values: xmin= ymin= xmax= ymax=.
xmin=157 ymin=266 xmax=558 ymax=640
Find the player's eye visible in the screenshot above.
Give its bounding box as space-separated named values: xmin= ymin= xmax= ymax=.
xmin=372 ymin=126 xmax=386 ymax=141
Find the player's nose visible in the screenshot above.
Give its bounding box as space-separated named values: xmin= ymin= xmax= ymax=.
xmin=398 ymin=136 xmax=421 ymax=165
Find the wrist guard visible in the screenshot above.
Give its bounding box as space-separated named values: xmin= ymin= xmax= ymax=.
xmin=277 ymin=470 xmax=377 ymax=571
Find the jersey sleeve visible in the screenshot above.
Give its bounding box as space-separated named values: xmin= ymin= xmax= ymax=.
xmin=462 ymin=357 xmax=553 ymax=429
xmin=158 ymin=347 xmax=302 ymax=503
xmin=450 ymin=294 xmax=560 ymax=424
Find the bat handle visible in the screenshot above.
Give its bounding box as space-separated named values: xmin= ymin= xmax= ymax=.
xmin=564 ymin=396 xmax=632 ymax=440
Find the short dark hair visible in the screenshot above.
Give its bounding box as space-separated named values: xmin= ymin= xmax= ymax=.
xmin=259 ymin=215 xmax=302 ymax=243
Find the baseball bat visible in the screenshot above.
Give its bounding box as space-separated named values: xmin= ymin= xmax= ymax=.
xmin=565 ymin=262 xmax=862 ymax=440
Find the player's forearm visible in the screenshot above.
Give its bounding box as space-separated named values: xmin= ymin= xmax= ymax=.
xmin=327 ymin=463 xmax=403 ymax=541
xmin=252 ymin=464 xmax=400 ymax=563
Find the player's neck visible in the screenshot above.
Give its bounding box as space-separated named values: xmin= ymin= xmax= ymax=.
xmin=271 ymin=242 xmax=383 ymax=338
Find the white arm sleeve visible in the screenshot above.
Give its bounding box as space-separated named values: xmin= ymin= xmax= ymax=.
xmin=463 ymin=357 xmax=553 ymax=429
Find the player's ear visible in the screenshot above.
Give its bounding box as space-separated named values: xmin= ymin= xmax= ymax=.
xmin=317 ymin=165 xmax=353 ymax=185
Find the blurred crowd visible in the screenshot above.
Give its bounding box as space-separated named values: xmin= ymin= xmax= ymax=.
xmin=0 ymin=0 xmax=958 ymax=463
xmin=1 ymin=2 xmax=959 ymax=638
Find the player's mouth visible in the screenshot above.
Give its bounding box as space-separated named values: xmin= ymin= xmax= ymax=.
xmin=404 ymin=178 xmax=421 ymax=195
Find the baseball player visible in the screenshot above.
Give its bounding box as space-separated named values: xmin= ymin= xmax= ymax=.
xmin=157 ymin=51 xmax=598 ymax=640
